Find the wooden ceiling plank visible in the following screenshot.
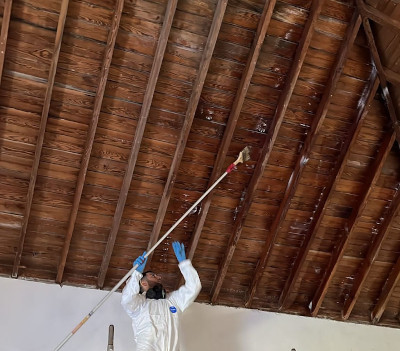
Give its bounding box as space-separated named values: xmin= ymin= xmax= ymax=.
xmin=371 ymin=255 xmax=400 ymax=324
xmin=11 ymin=0 xmax=70 ymax=278
xmin=186 ymin=0 xmax=278 ymax=262
xmin=55 ymin=0 xmax=125 ymax=284
xmin=0 ymin=0 xmax=12 ymax=85
xmin=358 ymin=0 xmax=400 ymax=32
xmin=342 ymin=138 xmax=400 ymax=319
xmin=97 ymin=0 xmax=179 ymax=288
xmin=357 ymin=0 xmax=400 ymax=144
xmin=145 ymin=0 xmax=229 ymax=266
xmin=245 ymin=11 xmax=362 ymax=308
xmin=301 ymin=72 xmax=380 ymax=315
xmin=210 ymin=0 xmax=325 ymax=304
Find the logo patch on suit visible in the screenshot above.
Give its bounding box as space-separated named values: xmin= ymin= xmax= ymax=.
xmin=169 ymin=306 xmax=177 ymax=313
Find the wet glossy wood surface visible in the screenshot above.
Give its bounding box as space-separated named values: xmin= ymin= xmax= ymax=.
xmin=0 ymin=0 xmax=400 ymax=329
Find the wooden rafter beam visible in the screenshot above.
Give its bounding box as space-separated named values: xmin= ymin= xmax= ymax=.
xmin=357 ymin=0 xmax=400 ymax=145
xmin=302 ymin=73 xmax=379 ymax=316
xmin=245 ymin=11 xmax=362 ymax=308
xmin=384 ymin=67 xmax=400 ymax=86
xmin=357 ymin=0 xmax=400 ymax=32
xmin=145 ymin=0 xmax=229 ymax=267
xmin=302 ymin=72 xmax=380 ymax=315
xmin=210 ymin=0 xmax=325 ymax=304
xmin=342 ymin=143 xmax=400 ymax=319
xmin=371 ymin=255 xmax=400 ymax=324
xmin=56 ymin=0 xmax=125 ymax=284
xmin=186 ymin=0 xmax=277 ymax=263
xmin=97 ymin=0 xmax=179 ymax=288
xmin=12 ymin=0 xmax=70 ymax=278
xmin=0 ymin=0 xmax=12 ymax=85
xmin=310 ymin=128 xmax=393 ymax=316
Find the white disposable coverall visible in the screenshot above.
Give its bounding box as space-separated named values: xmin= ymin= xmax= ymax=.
xmin=121 ymin=259 xmax=201 ymax=351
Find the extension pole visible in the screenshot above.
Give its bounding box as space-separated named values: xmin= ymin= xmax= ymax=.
xmin=53 ymin=147 xmax=249 ymax=350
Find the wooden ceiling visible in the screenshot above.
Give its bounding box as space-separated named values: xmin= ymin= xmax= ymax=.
xmin=1 ymin=0 xmax=400 ymax=328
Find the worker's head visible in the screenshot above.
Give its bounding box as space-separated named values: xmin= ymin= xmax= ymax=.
xmin=140 ymin=271 xmax=166 ymax=299
xmin=140 ymin=271 xmax=162 ymax=290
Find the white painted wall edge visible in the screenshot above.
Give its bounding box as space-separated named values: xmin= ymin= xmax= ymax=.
xmin=0 ymin=276 xmax=399 ymax=351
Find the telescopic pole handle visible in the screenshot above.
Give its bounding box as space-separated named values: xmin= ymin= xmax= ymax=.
xmin=53 ymin=168 xmax=233 ymax=350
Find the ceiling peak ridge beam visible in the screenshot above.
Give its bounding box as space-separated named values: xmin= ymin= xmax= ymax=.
xmin=245 ymin=11 xmax=362 ymax=308
xmin=210 ymin=0 xmax=325 ymax=305
xmin=12 ymin=0 xmax=70 ymax=278
xmin=0 ymin=0 xmax=12 ymax=86
xmin=357 ymin=0 xmax=400 ymax=32
xmin=56 ymin=0 xmax=125 ymax=284
xmin=184 ymin=0 xmax=277 ymax=270
xmin=371 ymin=252 xmax=400 ymax=324
xmin=97 ymin=0 xmax=179 ymax=289
xmin=357 ymin=0 xmax=400 ymax=145
xmin=145 ymin=0 xmax=229 ymax=268
xmin=287 ymin=70 xmax=379 ymax=315
xmin=342 ymin=136 xmax=400 ymax=320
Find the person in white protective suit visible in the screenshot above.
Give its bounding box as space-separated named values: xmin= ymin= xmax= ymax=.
xmin=121 ymin=241 xmax=201 ymax=351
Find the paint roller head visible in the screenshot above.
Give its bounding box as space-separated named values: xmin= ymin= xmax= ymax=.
xmin=234 ymin=146 xmax=251 ymax=165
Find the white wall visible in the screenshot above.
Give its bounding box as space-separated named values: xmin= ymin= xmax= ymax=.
xmin=1 ymin=276 xmax=399 ymax=351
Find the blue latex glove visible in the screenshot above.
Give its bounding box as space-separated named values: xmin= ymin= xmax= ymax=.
xmin=172 ymin=241 xmax=186 ymax=263
xmin=133 ymin=251 xmax=147 ymax=273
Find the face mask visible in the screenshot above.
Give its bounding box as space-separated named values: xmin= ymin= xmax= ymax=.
xmin=146 ymin=283 xmax=166 ymax=300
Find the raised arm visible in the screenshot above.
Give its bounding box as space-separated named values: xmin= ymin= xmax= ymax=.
xmin=170 ymin=242 xmax=202 ymax=311
xmin=121 ymin=252 xmax=147 ymax=318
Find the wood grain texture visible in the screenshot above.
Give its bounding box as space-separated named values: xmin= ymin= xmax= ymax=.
xmin=12 ymin=0 xmax=70 ymax=278
xmin=0 ymin=0 xmax=12 ymax=85
xmin=145 ymin=0 xmax=229 ymax=267
xmin=306 ymin=73 xmax=380 ymax=315
xmin=211 ymin=0 xmax=326 ymax=304
xmin=187 ymin=0 xmax=277 ymax=272
xmin=246 ymin=10 xmax=362 ymax=308
xmin=97 ymin=0 xmax=180 ymax=288
xmin=56 ymin=0 xmax=125 ymax=284
xmin=0 ymin=0 xmax=400 ymax=329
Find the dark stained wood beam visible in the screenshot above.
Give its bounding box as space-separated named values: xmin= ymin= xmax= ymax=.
xmin=186 ymin=0 xmax=278 ymax=263
xmin=298 ymin=72 xmax=380 ymax=315
xmin=371 ymin=255 xmax=400 ymax=324
xmin=0 ymin=0 xmax=12 ymax=85
xmin=342 ymin=140 xmax=400 ymax=319
xmin=12 ymin=0 xmax=70 ymax=278
xmin=145 ymin=0 xmax=229 ymax=267
xmin=97 ymin=0 xmax=179 ymax=288
xmin=245 ymin=11 xmax=362 ymax=308
xmin=310 ymin=14 xmax=400 ymax=312
xmin=357 ymin=0 xmax=400 ymax=145
xmin=56 ymin=0 xmax=125 ymax=284
xmin=357 ymin=0 xmax=400 ymax=32
xmin=210 ymin=0 xmax=326 ymax=304
xmin=310 ymin=127 xmax=393 ymax=316
xmin=384 ymin=67 xmax=400 ymax=86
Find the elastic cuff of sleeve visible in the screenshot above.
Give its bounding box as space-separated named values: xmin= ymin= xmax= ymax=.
xmin=127 ymin=270 xmax=143 ymax=289
xmin=133 ymin=270 xmax=143 ymax=279
xmin=178 ymin=259 xmax=191 ymax=269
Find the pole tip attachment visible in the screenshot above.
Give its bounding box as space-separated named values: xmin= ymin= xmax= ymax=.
xmin=235 ymin=146 xmax=251 ymax=165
